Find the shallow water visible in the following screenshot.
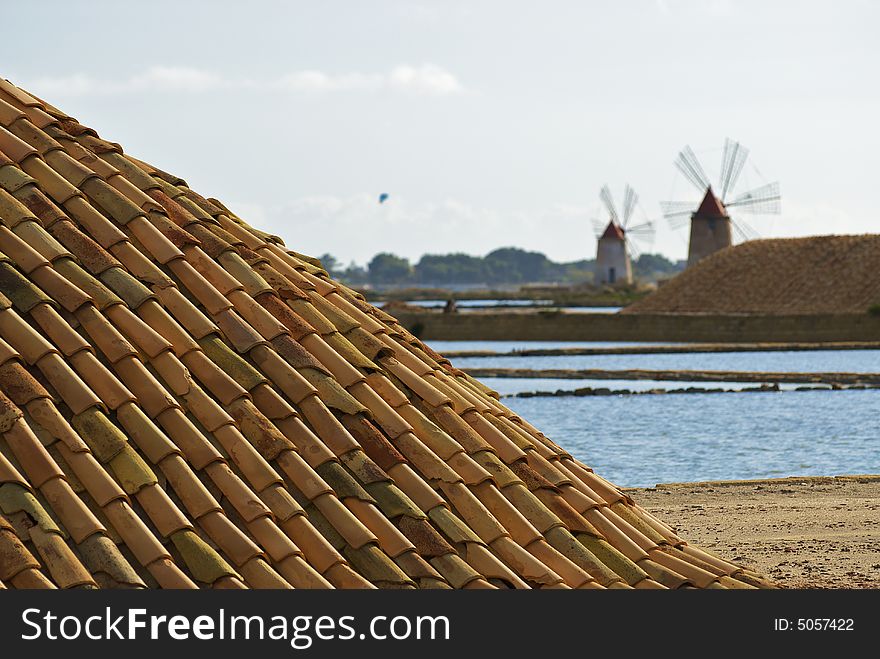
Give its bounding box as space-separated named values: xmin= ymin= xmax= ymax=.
xmin=404 ymin=299 xmax=553 ymax=308
xmin=504 ymin=389 xmax=880 ymax=488
xmin=554 ymin=306 xmax=621 ymax=314
xmin=480 ymin=377 xmax=806 ymax=396
xmin=401 ymin=301 xmax=619 ymax=314
xmin=449 ymin=349 xmax=880 ymax=373
xmin=425 ymin=341 xmax=880 ymax=487
xmin=428 ymin=340 xmax=681 ymax=353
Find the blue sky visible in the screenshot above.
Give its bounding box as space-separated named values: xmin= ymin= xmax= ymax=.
xmin=4 ymin=0 xmax=878 ymax=265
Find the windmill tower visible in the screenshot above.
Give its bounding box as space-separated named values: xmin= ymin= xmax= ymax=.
xmin=661 ymin=139 xmax=781 ymax=267
xmin=593 ymin=184 xmax=655 ymax=285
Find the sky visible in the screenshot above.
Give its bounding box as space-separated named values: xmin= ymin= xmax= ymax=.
xmin=4 ymin=0 xmax=879 ymax=266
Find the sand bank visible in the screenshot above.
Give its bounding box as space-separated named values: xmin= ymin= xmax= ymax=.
xmin=629 ymin=475 xmax=880 ymax=588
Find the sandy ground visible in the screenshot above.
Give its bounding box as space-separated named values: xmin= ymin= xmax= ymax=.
xmin=628 ymin=475 xmax=880 ymax=589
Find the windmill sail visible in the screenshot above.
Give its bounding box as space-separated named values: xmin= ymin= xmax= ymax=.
xmin=594 ymin=185 xmax=654 ymax=286
xmin=660 ymin=200 xmax=698 ymax=218
xmin=595 ymin=186 xmax=654 ymax=245
xmin=667 ymin=140 xmax=781 ymax=266
xmin=599 ymin=185 xmax=619 ymax=224
xmin=674 ymin=145 xmax=711 ymax=193
xmin=625 ymin=220 xmax=655 ymax=237
xmin=621 ymin=184 xmax=638 ymax=227
xmin=625 ymin=237 xmax=642 ymax=261
xmin=731 ymin=217 xmax=761 ymax=242
xmin=660 ymin=200 xmax=697 ymax=229
xmin=726 ymin=181 xmax=781 ymax=214
xmin=719 ymin=138 xmax=749 ymax=202
xmin=625 ymin=225 xmax=655 ymax=261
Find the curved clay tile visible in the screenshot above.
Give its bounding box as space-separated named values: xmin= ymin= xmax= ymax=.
xmin=0 ymin=77 xmax=775 ymax=589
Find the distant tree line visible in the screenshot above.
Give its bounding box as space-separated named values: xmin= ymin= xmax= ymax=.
xmin=318 ymin=248 xmax=683 ymax=288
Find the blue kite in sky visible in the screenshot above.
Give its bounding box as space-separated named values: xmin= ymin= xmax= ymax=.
xmin=378 ymin=193 xmax=389 ymax=204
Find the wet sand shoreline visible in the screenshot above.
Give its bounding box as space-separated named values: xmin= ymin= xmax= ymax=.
xmin=628 ymin=475 xmax=880 ymax=589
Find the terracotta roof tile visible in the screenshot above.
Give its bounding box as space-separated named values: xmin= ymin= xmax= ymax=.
xmin=0 ymin=126 xmax=38 ymax=163
xmin=0 ymin=80 xmax=41 ymax=107
xmin=0 ymin=98 xmax=26 ymax=127
xmin=0 ymin=77 xmax=772 ymax=589
xmin=8 ymin=120 xmax=64 ymax=158
xmin=154 ymin=408 xmax=223 ymax=470
xmin=75 ymin=532 xmax=144 ymax=588
xmin=3 ymin=418 xmax=66 ymax=489
xmin=0 ymin=513 xmax=52 ymax=586
xmin=0 ymin=165 xmax=37 ymax=197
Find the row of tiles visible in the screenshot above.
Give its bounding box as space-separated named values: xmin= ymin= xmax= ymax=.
xmin=0 ymin=77 xmax=773 ymax=590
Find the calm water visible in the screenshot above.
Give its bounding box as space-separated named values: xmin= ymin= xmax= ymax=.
xmin=426 ymin=341 xmax=880 ymax=486
xmin=402 ymin=300 xmax=619 ymax=314
xmin=480 ymin=377 xmax=807 ymax=396
xmin=404 ymin=299 xmax=553 ymax=308
xmin=555 ymin=306 xmax=621 ymax=314
xmin=450 ymin=349 xmax=880 ymax=373
xmin=429 ymin=340 xmax=681 ymax=353
xmin=505 ymin=390 xmax=880 ymax=488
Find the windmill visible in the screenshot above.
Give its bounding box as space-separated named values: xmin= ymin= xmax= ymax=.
xmin=592 ymin=184 xmax=655 ymax=285
xmin=661 ymin=138 xmax=781 ymax=267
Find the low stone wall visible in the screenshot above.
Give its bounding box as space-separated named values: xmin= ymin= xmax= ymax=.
xmin=394 ymin=311 xmax=880 ymax=342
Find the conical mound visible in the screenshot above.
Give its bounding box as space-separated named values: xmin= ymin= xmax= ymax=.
xmin=0 ymin=78 xmax=772 ymax=589
xmin=624 ymin=235 xmax=880 ymax=315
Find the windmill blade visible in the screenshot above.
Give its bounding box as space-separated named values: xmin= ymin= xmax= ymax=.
xmin=660 ymin=201 xmax=694 ymax=230
xmin=591 ymin=218 xmax=606 ymax=237
xmin=718 ymin=138 xmax=733 ymax=194
xmin=731 ymin=216 xmax=761 ymax=242
xmin=668 ymin=215 xmax=691 ymax=230
xmin=660 ymin=201 xmax=696 ymax=219
xmin=627 ymin=224 xmax=655 ymax=255
xmin=599 ymin=185 xmax=618 ymax=223
xmin=625 ymin=236 xmax=643 ymax=261
xmin=625 ymin=220 xmax=655 ymax=238
xmin=674 ymin=145 xmax=711 ymax=193
xmin=726 ymin=181 xmax=781 ymax=214
xmin=730 ymin=221 xmax=749 ymax=243
xmin=621 ymin=184 xmax=638 ymax=227
xmin=719 ymin=138 xmax=750 ymax=201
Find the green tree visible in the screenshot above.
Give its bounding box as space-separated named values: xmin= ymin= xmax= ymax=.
xmin=318 ymin=253 xmax=340 ymax=276
xmin=415 ymin=253 xmax=486 ymax=285
xmin=368 ymin=253 xmax=413 ymax=286
xmin=344 ymin=248 xmax=679 ymax=288
xmin=339 ymin=261 xmax=367 ymax=285
xmin=484 ymin=247 xmax=552 ymax=284
xmin=633 ymin=253 xmax=685 ymax=280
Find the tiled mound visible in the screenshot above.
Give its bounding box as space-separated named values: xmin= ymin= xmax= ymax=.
xmin=0 ymin=78 xmax=773 ymax=589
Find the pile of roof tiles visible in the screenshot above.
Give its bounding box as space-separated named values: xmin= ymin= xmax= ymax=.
xmin=0 ymin=78 xmax=774 ymax=589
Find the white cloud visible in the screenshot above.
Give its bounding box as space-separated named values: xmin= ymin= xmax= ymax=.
xmin=221 ymin=194 xmax=596 ymax=265
xmin=275 ymin=71 xmax=382 ymax=92
xmin=129 ymin=66 xmax=225 ymax=92
xmin=652 ymin=0 xmax=732 ymax=15
xmin=388 ymin=64 xmax=463 ymax=95
xmin=26 ymin=67 xmax=224 ymax=95
xmin=25 ymin=64 xmax=464 ymax=97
